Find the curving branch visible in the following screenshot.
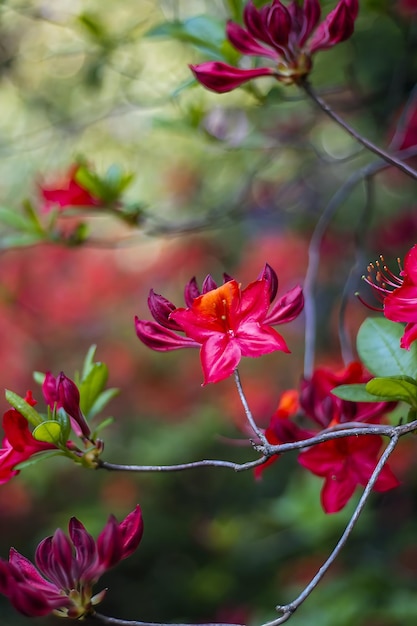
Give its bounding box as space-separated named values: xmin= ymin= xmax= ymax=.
xmin=265 ymin=434 xmax=400 ymax=624
xmin=301 ymin=80 xmax=417 ymax=181
xmin=94 ymin=433 xmax=402 ymax=626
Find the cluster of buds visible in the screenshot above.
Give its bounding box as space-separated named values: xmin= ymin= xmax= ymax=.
xmin=0 ymin=506 xmax=143 ymax=618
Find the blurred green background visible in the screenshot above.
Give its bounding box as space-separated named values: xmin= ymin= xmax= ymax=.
xmin=1 ymin=1 xmax=417 ymax=624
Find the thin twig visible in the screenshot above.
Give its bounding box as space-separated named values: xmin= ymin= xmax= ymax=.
xmin=233 ymin=369 xmax=269 ymax=446
xmin=98 ymin=456 xmax=268 ymax=473
xmin=91 ymin=614 xmax=244 ymax=626
xmin=98 ymin=420 xmax=417 ymax=474
xmin=264 ymin=434 xmax=400 ymax=625
xmin=301 ymin=80 xmax=417 ymax=181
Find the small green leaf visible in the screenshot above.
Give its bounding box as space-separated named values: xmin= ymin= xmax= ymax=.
xmin=14 ymin=451 xmax=64 ymax=470
xmin=0 ymin=233 xmax=44 ymax=249
xmin=331 ymin=383 xmax=385 ymax=402
xmin=79 ymin=363 xmax=108 ymax=416
xmin=33 ymin=371 xmax=46 ymax=385
xmin=88 ymin=387 xmax=119 ymax=419
xmin=33 ymin=421 xmax=62 ymax=444
xmin=357 ymin=318 xmax=417 ymax=378
xmin=82 ymin=345 xmax=98 ymax=380
xmin=92 ymin=416 xmax=114 ymax=436
xmin=366 ymin=377 xmax=417 ymax=407
xmin=5 ymin=390 xmax=43 ymax=427
xmin=56 ymin=409 xmax=72 ymax=442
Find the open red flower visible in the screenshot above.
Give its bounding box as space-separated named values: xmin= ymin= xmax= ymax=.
xmin=0 ymin=392 xmax=56 ymax=485
xmin=40 ymin=165 xmax=101 ymax=213
xmin=363 ymin=244 xmax=417 ymax=349
xmin=300 ymin=361 xmax=393 ymax=427
xmin=135 ymin=264 xmax=303 ymax=384
xmin=190 ymin=0 xmax=358 ymax=91
xmin=298 ymin=434 xmax=400 ymax=513
xmin=0 ymin=506 xmax=143 ymax=618
xmin=258 ymin=363 xmax=398 ymax=512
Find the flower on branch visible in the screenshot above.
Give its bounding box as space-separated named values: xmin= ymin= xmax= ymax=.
xmin=0 ymin=392 xmax=56 ymax=485
xmin=258 ymin=363 xmax=399 ymax=513
xmin=190 ymin=0 xmax=359 ymax=91
xmin=42 ymin=371 xmax=91 ymax=439
xmin=39 ymin=165 xmax=102 ymax=213
xmin=362 ymin=244 xmax=417 ymax=349
xmin=0 ymin=506 xmax=143 ymax=618
xmin=135 ymin=264 xmax=304 ymax=384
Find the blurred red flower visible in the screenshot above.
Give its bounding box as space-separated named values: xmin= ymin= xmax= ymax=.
xmin=39 ymin=165 xmax=101 ymax=213
xmin=0 ymin=392 xmax=55 ymax=485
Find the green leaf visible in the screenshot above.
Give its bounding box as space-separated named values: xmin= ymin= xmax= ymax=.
xmin=0 ymin=233 xmax=44 ymax=249
xmin=79 ymin=363 xmax=108 ymax=416
xmin=56 ymin=409 xmax=72 ymax=442
xmin=33 ymin=421 xmax=62 ymax=444
xmin=145 ymin=16 xmax=227 ymax=60
xmin=5 ymin=390 xmax=43 ymax=427
xmin=92 ymin=416 xmax=114 ymax=436
xmin=14 ymin=451 xmax=64 ymax=470
xmin=33 ymin=371 xmax=46 ymax=385
xmin=74 ymin=166 xmax=104 ymax=200
xmin=82 ymin=345 xmax=98 ymax=380
xmin=0 ymin=206 xmax=35 ymax=231
xmin=88 ymin=387 xmax=119 ymax=419
xmin=357 ymin=318 xmax=417 ymax=378
xmin=366 ymin=377 xmax=417 ymax=407
xmin=331 ymin=383 xmax=386 ymax=402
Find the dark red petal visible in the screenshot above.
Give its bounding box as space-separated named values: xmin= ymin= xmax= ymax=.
xmin=134 ymin=317 xmax=200 ymax=350
xmin=148 ymin=290 xmax=182 ymax=330
xmin=119 ymin=505 xmax=144 ymax=559
xmin=226 ymin=21 xmax=278 ymax=58
xmin=264 ymin=284 xmax=304 ymax=325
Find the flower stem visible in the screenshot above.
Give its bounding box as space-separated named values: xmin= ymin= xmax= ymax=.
xmin=233 ymin=369 xmax=269 ymax=446
xmin=301 ymin=80 xmax=417 ymax=181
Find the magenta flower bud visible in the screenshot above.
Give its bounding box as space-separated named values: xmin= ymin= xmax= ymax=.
xmin=0 ymin=506 xmax=144 ymax=618
xmin=43 ymin=372 xmax=91 ymax=438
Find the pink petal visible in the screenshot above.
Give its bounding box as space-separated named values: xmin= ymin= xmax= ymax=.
xmin=200 ymin=335 xmax=242 ymax=384
xmin=190 ymin=62 xmax=274 ymax=94
xmin=321 ymin=472 xmax=357 ymax=513
xmin=308 ymin=0 xmax=357 ymax=53
xmin=264 ymin=284 xmax=304 ymax=325
xmin=237 ymin=323 xmax=290 ymax=357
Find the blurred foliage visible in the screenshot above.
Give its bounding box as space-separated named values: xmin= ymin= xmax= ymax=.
xmin=0 ymin=0 xmax=417 ymax=625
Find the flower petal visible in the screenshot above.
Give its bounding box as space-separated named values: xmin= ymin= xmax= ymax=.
xmin=134 ymin=318 xmax=200 ymax=350
xmin=226 ymin=21 xmax=278 ymax=58
xmin=190 ymin=62 xmax=274 ymax=94
xmin=200 ymin=334 xmax=242 ymax=384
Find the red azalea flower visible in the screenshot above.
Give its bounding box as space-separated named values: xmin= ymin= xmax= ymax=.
xmin=298 ymin=434 xmax=400 ymax=513
xmin=254 ymin=389 xmax=314 ymax=479
xmin=0 ymin=392 xmax=56 ymax=485
xmin=363 ymin=244 xmax=417 ymax=349
xmin=257 ymin=364 xmax=398 ymax=512
xmin=300 ymin=361 xmax=394 ymax=427
xmin=39 ymin=165 xmax=101 ymax=213
xmin=42 ymin=372 xmax=91 ymax=438
xmin=190 ymin=0 xmax=358 ymax=91
xmin=0 ymin=506 xmax=143 ymax=618
xmin=135 ymin=264 xmax=303 ymax=384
